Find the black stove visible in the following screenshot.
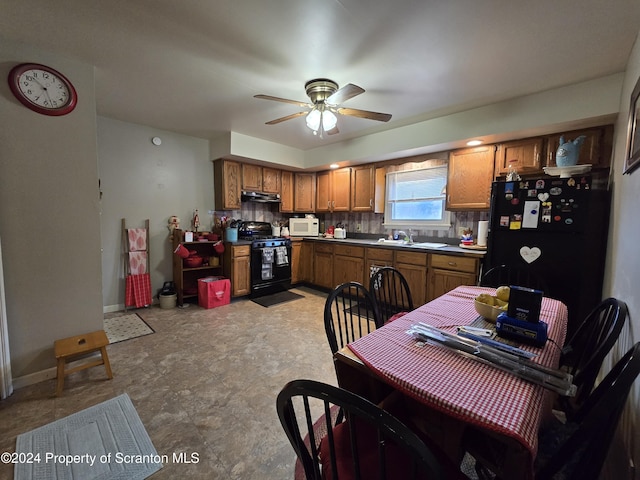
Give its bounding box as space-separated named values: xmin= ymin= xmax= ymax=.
xmin=236 ymin=221 xmax=293 ymax=297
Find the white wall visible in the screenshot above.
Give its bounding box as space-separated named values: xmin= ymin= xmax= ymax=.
xmin=0 ymin=40 xmax=103 ymax=378
xmin=603 ymin=31 xmax=640 ymax=473
xmin=98 ymin=117 xmax=211 ymax=310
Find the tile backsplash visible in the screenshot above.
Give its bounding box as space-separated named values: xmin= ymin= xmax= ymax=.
xmin=215 ymin=203 xmax=488 ymax=243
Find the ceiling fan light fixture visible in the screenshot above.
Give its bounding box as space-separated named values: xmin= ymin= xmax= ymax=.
xmin=322 ymin=110 xmax=337 ymax=130
xmin=305 ymin=108 xmax=321 ymax=131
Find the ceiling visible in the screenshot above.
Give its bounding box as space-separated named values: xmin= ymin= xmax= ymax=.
xmin=2 ymin=0 xmax=639 ymax=152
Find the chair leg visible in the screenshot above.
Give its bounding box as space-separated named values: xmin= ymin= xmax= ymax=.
xmin=56 ymin=358 xmax=66 ymax=396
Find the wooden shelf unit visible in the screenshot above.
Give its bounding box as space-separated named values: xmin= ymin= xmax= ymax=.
xmin=172 ymin=229 xmax=224 ymax=306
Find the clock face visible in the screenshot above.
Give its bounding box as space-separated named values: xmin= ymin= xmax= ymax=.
xmin=8 ymin=63 xmax=77 ymax=116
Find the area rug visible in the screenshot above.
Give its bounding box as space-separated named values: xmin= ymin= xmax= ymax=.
xmin=103 ymin=313 xmax=154 ymax=344
xmin=14 ymin=393 xmax=162 ymax=480
xmin=251 ymin=290 xmax=304 ymax=308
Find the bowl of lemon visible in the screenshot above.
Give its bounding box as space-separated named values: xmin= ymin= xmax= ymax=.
xmin=474 ymin=286 xmax=510 ymax=323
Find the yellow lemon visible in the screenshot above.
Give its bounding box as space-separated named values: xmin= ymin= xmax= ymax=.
xmin=496 ymin=286 xmax=511 ymax=302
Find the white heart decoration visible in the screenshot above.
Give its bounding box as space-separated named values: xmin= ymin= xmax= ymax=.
xmin=520 ymin=246 xmax=541 ymax=264
xmin=538 ymin=193 xmax=549 ymax=201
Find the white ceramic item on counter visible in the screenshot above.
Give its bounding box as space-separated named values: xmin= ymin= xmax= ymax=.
xmin=281 ymin=227 xmax=290 ymax=237
xmin=334 ymin=227 xmax=346 ymax=239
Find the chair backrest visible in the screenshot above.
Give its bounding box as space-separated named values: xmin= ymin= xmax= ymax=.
xmin=369 ymin=267 xmax=414 ymax=323
xmin=480 ymin=264 xmax=549 ymax=293
xmin=324 ymin=282 xmax=382 ymax=354
xmin=276 ymin=379 xmax=445 ymax=480
xmin=535 ymin=342 xmax=640 ymax=480
xmin=558 ymin=297 xmax=628 ymax=416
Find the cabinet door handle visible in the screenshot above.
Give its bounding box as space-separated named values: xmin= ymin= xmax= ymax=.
xmin=327 ymin=201 xmax=330 ymax=209
xmin=369 ymin=198 xmax=373 ymax=207
xmin=448 ymin=261 xmax=457 ymax=266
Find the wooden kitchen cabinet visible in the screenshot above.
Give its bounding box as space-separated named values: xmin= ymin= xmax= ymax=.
xmin=351 ymin=165 xmax=376 ymax=212
xmin=446 ymin=146 xmax=496 ymax=211
xmin=316 ymin=168 xmax=351 ymax=213
xmin=262 ymin=167 xmax=280 ymax=193
xmin=294 ymin=172 xmax=316 ymax=212
xmin=280 ymin=170 xmax=294 ymax=213
xmin=172 ymin=229 xmax=225 ymax=306
xmin=374 ymin=167 xmax=386 ymax=214
xmin=495 ymin=138 xmax=544 ymax=176
xmin=545 ymin=125 xmax=613 ymax=169
xmin=314 ymin=243 xmax=334 ymax=289
xmin=394 ymin=250 xmax=429 ymax=306
xmin=366 ymin=247 xmax=395 ymax=287
xmin=242 ymin=164 xmax=263 ymax=191
xmin=291 ymin=239 xmax=312 ymax=284
xmin=427 ymin=254 xmax=479 ymax=301
xmin=213 ymin=159 xmax=242 ymax=210
xmin=223 ymin=244 xmax=251 ymax=297
xmin=333 ymin=244 xmax=365 ymax=286
xmin=242 ymin=164 xmax=281 ymax=193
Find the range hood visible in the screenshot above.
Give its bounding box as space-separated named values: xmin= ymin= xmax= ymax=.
xmin=241 ymin=190 xmax=281 ymax=203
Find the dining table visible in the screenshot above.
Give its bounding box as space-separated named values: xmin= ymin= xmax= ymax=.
xmin=333 ymin=285 xmax=568 ymax=480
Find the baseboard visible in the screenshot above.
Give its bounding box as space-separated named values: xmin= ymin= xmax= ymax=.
xmin=12 ymin=353 xmax=103 ymax=390
xmin=12 ymin=367 xmax=57 ymax=389
xmin=103 ymin=299 xmax=158 ymax=314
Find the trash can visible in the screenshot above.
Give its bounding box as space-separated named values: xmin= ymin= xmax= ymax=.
xmin=159 ymin=293 xmax=177 ymax=309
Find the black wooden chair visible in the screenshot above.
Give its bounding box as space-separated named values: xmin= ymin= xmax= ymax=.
xmin=369 ymin=266 xmax=414 ymax=323
xmin=470 ymin=342 xmax=640 ymax=480
xmin=277 ymin=379 xmax=453 ymax=480
xmin=556 ymin=297 xmax=628 ymax=419
xmin=479 ymin=264 xmax=549 ymax=293
xmin=324 ymin=282 xmax=382 ymax=354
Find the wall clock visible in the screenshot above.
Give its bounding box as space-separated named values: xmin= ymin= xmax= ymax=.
xmin=7 ymin=63 xmax=77 ymax=116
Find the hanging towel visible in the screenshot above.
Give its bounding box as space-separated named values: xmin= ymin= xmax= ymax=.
xmin=262 ymin=247 xmax=274 ymax=263
xmin=125 ymin=274 xmax=152 ymax=308
xmin=275 ymin=246 xmax=289 ymax=266
xmin=128 ymin=251 xmax=148 ymax=275
xmin=127 ymin=228 xmax=147 ymax=252
xmin=262 ymin=264 xmax=273 ymax=280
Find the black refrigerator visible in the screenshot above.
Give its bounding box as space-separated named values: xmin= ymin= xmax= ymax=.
xmin=485 ymin=175 xmax=610 ymax=335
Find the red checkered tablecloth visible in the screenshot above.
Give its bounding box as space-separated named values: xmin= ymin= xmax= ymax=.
xmin=348 ymin=285 xmax=568 ymax=460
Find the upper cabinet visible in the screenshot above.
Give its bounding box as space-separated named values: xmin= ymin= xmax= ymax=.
xmin=242 ymin=164 xmax=281 ymax=193
xmin=351 ymin=165 xmax=376 ymax=212
xmin=316 ymin=168 xmax=351 ymax=213
xmin=495 ymin=138 xmax=544 ymax=176
xmin=213 ymin=159 xmax=242 ymax=210
xmin=262 ymin=167 xmax=281 ymax=193
xmin=446 ymin=145 xmax=496 ymax=211
xmin=280 ymin=170 xmax=294 ymax=213
xmin=294 ymin=172 xmax=316 ymax=212
xmin=545 ymin=126 xmax=613 ymax=169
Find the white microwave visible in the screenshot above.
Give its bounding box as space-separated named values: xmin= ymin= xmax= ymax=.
xmin=289 ymin=217 xmax=320 ymax=237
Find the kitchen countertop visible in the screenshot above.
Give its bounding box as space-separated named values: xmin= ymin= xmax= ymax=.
xmin=292 ymin=236 xmax=486 ymax=258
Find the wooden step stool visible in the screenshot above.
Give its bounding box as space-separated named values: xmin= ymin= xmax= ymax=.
xmin=54 ymin=330 xmax=113 ymax=396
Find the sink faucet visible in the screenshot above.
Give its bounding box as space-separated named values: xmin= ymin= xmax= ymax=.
xmin=396 ymin=230 xmax=414 ymax=243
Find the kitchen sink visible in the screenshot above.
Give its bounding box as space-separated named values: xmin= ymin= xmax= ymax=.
xmin=374 ymin=239 xmax=449 ymax=248
xmin=410 ymin=242 xmax=449 ymax=248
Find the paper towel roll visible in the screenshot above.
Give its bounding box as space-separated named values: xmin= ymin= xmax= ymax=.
xmin=477 ymin=220 xmax=489 ymax=247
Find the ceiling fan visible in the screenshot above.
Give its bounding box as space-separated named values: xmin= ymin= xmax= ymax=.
xmin=254 ymin=78 xmax=392 ymax=137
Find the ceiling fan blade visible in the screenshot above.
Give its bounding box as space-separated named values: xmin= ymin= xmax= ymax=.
xmin=337 ymin=107 xmax=392 ymax=122
xmin=265 ymin=111 xmax=307 ymax=125
xmin=254 ymin=94 xmax=311 ymax=108
xmin=326 ymin=83 xmax=364 ymax=105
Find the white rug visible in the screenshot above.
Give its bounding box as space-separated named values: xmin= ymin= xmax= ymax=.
xmin=103 ymin=314 xmax=154 ymax=344
xmin=14 ymin=393 xmax=162 ymax=480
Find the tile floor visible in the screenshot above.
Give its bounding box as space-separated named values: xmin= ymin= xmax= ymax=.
xmin=0 ymin=286 xmax=337 ymax=479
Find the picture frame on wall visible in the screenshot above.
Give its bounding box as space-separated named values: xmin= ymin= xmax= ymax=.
xmin=624 ymin=74 xmax=640 ymax=174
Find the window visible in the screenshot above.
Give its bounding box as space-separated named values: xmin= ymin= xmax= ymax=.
xmin=384 ymin=165 xmax=451 ymax=229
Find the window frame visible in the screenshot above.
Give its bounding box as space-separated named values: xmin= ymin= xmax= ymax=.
xmin=383 ymin=165 xmax=451 ymax=230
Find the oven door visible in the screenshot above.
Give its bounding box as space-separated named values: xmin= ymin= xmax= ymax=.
xmin=250 ymin=243 xmax=292 ymax=296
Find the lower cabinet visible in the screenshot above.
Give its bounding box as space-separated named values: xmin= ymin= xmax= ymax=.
xmin=333 ymin=244 xmax=365 ymax=286
xmin=314 ymin=243 xmax=334 ymax=290
xmin=292 ymin=240 xmax=313 ymax=284
xmin=223 ymin=244 xmax=251 ymax=297
xmin=394 ymin=250 xmax=429 ymax=306
xmin=427 ymin=254 xmax=479 ymax=301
